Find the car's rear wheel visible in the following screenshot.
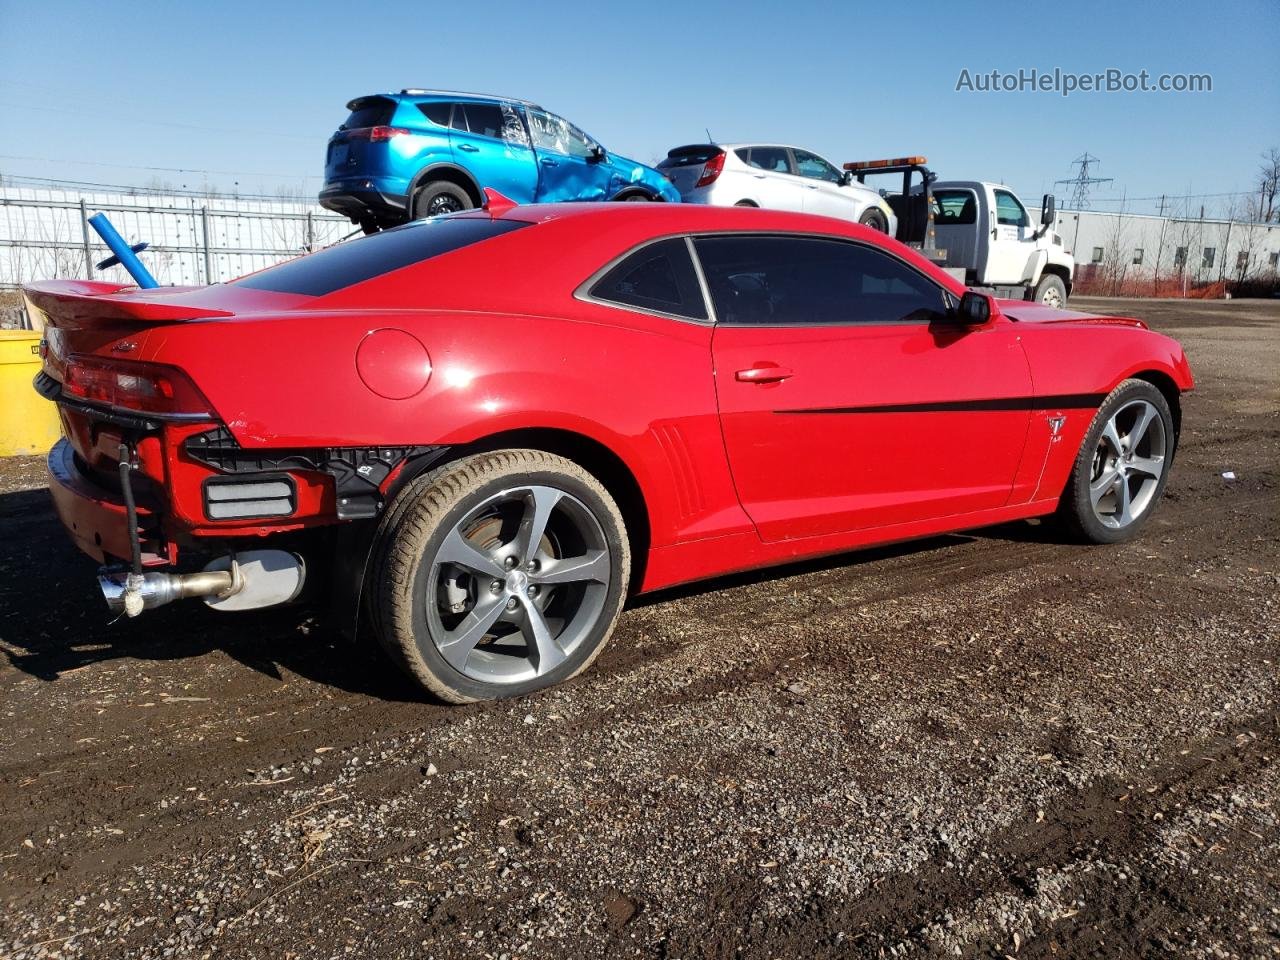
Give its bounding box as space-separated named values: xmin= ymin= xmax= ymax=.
xmin=858 ymin=208 xmax=890 ymax=233
xmin=412 ymin=181 xmax=473 ymax=219
xmin=618 ymin=192 xmax=652 ymax=202
xmin=1058 ymin=380 xmax=1175 ymax=544
xmin=371 ymin=451 xmax=630 ymax=702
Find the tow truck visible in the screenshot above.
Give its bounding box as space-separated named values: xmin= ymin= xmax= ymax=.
xmin=844 ymin=156 xmax=1075 ymax=306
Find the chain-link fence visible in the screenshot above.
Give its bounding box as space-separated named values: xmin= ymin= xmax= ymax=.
xmin=0 ymin=180 xmax=352 ymax=291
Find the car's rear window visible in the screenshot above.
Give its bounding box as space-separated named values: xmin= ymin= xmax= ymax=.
xmin=234 ymin=218 xmax=530 ymax=296
xmin=342 ymin=97 xmax=395 ymax=130
xmin=659 ymin=145 xmax=722 ymax=168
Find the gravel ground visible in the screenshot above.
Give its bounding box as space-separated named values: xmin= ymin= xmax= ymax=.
xmin=0 ymin=297 xmax=1276 ymax=959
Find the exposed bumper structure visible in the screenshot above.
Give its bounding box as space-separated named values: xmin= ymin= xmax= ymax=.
xmin=47 ymin=438 xmax=150 ymax=565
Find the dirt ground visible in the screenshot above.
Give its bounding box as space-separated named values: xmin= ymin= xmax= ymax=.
xmin=0 ymin=297 xmax=1276 ymax=959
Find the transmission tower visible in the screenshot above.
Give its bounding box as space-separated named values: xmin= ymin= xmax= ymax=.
xmin=1054 ymin=152 xmax=1114 ymax=209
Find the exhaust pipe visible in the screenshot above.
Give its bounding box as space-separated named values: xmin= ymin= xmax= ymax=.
xmin=100 ymin=568 xmax=242 ymax=617
xmin=99 ymin=550 xmax=305 ymax=618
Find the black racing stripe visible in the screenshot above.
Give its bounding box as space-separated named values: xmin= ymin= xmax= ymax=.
xmin=774 ymin=393 xmax=1107 ymax=415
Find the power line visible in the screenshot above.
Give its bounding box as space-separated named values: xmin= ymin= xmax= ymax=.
xmin=0 ymin=154 xmax=321 ymax=182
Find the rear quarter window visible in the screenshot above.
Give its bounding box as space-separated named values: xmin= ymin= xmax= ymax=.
xmin=234 ymin=218 xmax=530 ymax=296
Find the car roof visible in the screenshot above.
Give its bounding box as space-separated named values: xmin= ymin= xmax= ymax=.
xmin=394 ymin=89 xmax=543 ymax=108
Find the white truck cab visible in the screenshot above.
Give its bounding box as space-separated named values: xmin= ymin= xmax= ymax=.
xmin=844 ymin=157 xmax=1075 ymax=306
xmin=932 ymin=180 xmax=1074 ymax=306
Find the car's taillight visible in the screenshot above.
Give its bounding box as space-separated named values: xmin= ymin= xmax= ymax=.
xmin=63 ymin=356 xmax=213 ymax=418
xmin=695 ymin=152 xmax=725 ymax=187
xmin=345 ymin=125 xmax=411 ymax=141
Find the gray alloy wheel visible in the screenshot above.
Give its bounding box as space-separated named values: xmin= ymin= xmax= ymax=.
xmin=1087 ymin=398 xmax=1168 ymax=530
xmin=424 ymin=484 xmax=611 ymax=685
xmin=1058 ymin=379 xmax=1175 ymax=544
xmin=372 ymin=451 xmax=629 ymax=702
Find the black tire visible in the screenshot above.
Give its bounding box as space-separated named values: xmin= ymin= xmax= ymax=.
xmin=617 ymin=192 xmax=652 ymax=202
xmin=1057 ymin=379 xmax=1176 ymax=545
xmin=370 ymin=450 xmax=630 ymax=703
xmin=858 ymin=208 xmax=890 ymax=233
xmin=411 ymin=181 xmax=473 ymax=219
xmin=1034 ymin=273 xmax=1068 ymax=307
xmin=734 ymin=200 xmax=758 ymax=207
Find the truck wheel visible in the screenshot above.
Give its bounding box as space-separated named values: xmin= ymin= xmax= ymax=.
xmin=1034 ymin=274 xmax=1068 ymax=307
xmin=858 ymin=209 xmax=890 ymax=233
xmin=412 ymin=181 xmax=472 ymax=219
xmin=371 ymin=451 xmax=630 ymax=703
xmin=1056 ymin=380 xmax=1174 ymax=545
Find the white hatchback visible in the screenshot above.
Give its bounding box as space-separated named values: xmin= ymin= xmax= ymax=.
xmin=657 ymin=143 xmax=897 ymax=234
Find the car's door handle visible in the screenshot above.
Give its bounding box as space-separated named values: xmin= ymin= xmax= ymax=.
xmin=735 ymin=364 xmax=794 ymax=384
xmin=457 ymin=143 xmax=479 ymax=153
xmin=540 ymin=157 xmax=559 ymax=167
xmin=752 ymin=173 xmax=767 ymax=179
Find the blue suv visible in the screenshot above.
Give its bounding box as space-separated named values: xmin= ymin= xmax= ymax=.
xmin=320 ymin=90 xmax=680 ymax=230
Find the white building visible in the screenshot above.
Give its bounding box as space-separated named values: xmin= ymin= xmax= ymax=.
xmin=1053 ymin=208 xmax=1280 ymax=296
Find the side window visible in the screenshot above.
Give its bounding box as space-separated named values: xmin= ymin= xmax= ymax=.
xmin=418 ymin=102 xmax=453 ymax=127
xmin=527 ymin=109 xmax=595 ymax=159
xmin=459 ymin=102 xmax=505 ymax=139
xmin=745 ymin=146 xmax=792 ymax=174
xmin=934 ymin=190 xmax=977 ymax=224
xmin=994 ymin=190 xmax=1029 ymax=228
xmin=792 ymin=149 xmax=842 ymax=183
xmin=588 ymin=238 xmax=708 ymax=321
xmin=692 ymin=235 xmax=947 ymax=326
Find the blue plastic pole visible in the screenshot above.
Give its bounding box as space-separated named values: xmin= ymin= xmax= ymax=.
xmin=87 ymin=212 xmax=158 ymax=288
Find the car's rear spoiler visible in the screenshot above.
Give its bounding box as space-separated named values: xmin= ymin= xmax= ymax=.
xmin=22 ymin=280 xmax=235 ymax=327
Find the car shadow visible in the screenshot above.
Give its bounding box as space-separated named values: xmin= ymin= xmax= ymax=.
xmin=629 ymin=532 xmax=979 ymax=608
xmin=0 ymin=487 xmax=426 ymax=703
xmin=2 ymin=484 xmax=1055 ymax=699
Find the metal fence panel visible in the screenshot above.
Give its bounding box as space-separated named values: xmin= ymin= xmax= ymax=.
xmin=0 ymin=183 xmax=352 ymax=289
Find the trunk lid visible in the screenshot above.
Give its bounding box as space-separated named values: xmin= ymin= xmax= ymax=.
xmin=657 ymin=144 xmax=723 ymax=196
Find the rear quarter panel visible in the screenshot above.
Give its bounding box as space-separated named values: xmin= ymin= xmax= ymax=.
xmin=131 ymin=304 xmax=746 ymax=553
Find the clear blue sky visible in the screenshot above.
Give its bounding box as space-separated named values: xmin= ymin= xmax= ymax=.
xmin=1 ymin=0 xmax=1276 ymax=215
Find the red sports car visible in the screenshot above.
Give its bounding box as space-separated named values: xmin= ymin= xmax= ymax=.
xmin=25 ymin=195 xmax=1193 ymax=702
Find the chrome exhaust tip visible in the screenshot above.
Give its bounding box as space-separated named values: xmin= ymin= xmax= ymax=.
xmin=99 ymin=568 xmax=240 ymax=617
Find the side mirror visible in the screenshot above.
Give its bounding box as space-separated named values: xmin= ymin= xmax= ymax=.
xmin=840 ymin=170 xmax=854 ymax=186
xmin=955 ymin=291 xmax=992 ymax=325
xmin=588 ymin=144 xmax=607 ymax=163
xmin=1040 ymin=193 xmax=1056 ymax=232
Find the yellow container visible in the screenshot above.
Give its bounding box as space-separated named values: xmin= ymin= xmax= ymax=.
xmin=0 ymin=330 xmax=61 ymax=456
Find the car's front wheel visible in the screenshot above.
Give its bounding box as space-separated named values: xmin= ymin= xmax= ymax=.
xmin=1034 ymin=273 xmax=1068 ymax=307
xmin=1058 ymin=380 xmax=1175 ymax=544
xmin=371 ymin=451 xmax=630 ymax=702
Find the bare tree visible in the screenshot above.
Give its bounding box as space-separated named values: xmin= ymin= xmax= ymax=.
xmin=1099 ymin=200 xmax=1134 ymax=296
xmin=1258 ymin=148 xmax=1280 ymax=224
